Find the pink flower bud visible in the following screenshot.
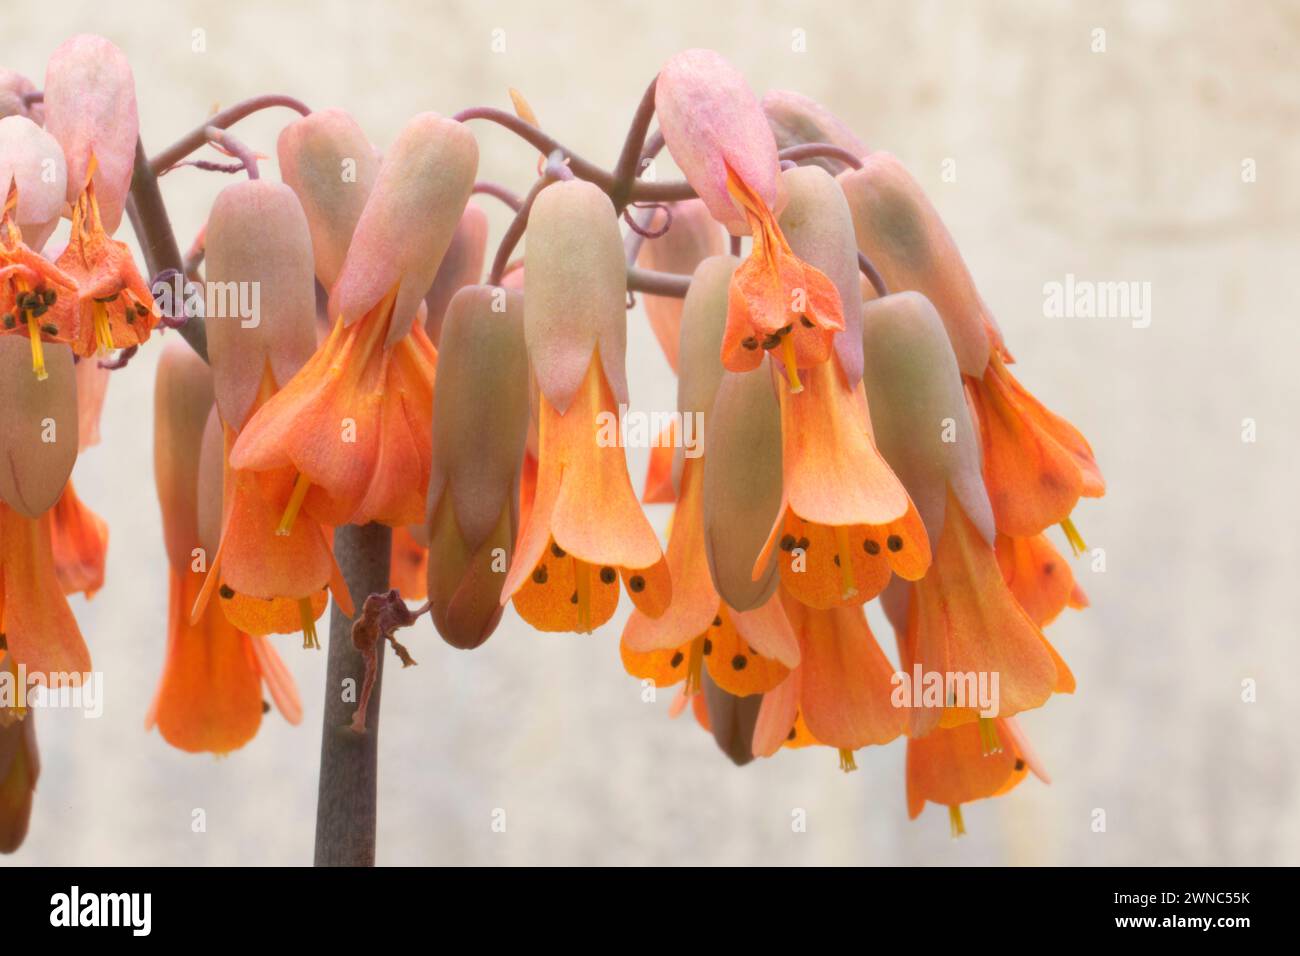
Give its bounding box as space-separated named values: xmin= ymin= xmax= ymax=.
xmin=778 ymin=164 xmax=864 ymax=385
xmin=204 ymin=180 xmax=318 ymax=430
xmin=859 ymin=291 xmax=993 ymax=546
xmin=277 ymin=108 xmax=379 ymax=290
xmin=524 ymin=179 xmax=628 ymax=413
xmin=0 ymin=115 xmax=66 ymax=251
xmin=655 ymin=49 xmax=783 ymax=234
xmin=0 ymin=69 xmax=44 ymax=124
xmin=43 ymin=34 xmax=139 ymax=234
xmin=329 ymin=112 xmax=478 ymax=346
xmin=426 ymin=285 xmax=529 ymax=649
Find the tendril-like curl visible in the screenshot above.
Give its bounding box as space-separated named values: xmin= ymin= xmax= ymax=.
xmin=98 ymin=344 xmax=139 ymax=371
xmin=623 ymin=202 xmax=672 ymax=239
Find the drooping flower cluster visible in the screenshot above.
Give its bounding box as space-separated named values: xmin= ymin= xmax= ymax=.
xmin=0 ymin=35 xmax=1103 ymax=853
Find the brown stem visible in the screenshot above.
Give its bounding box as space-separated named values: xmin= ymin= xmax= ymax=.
xmin=128 ymin=138 xmax=209 ymax=361
xmin=858 ymin=252 xmax=889 ymax=299
xmin=150 ymin=94 xmax=311 ymax=174
xmin=313 ymin=522 xmax=393 ymax=867
xmin=472 ymin=181 xmax=524 ymax=212
xmin=607 ymin=77 xmax=658 ymax=213
xmin=456 ymin=105 xmax=696 ymax=205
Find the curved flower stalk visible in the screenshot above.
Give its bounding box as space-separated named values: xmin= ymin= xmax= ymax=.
xmin=841 ymin=153 xmax=1104 ymax=540
xmin=622 ymin=257 xmax=798 ymax=700
xmin=861 ymin=292 xmax=1073 ymax=738
xmin=426 ymin=285 xmax=530 ymax=649
xmin=502 ymin=179 xmax=669 ymax=633
xmin=232 ymin=112 xmax=475 ymax=529
xmin=147 ymin=340 xmax=301 ymax=754
xmin=655 ymin=49 xmax=844 ymax=389
xmin=191 ymin=179 xmax=350 ymax=647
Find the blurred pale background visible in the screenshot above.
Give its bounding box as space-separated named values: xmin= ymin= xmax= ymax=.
xmin=3 ymin=0 xmax=1297 ymax=865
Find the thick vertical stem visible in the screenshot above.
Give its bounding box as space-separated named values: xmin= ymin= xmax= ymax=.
xmin=313 ymin=522 xmax=392 ymax=866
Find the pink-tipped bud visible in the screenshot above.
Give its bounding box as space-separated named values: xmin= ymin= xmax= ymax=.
xmin=153 ymin=339 xmax=215 ymax=572
xmin=524 ymin=179 xmax=628 ymax=413
xmin=277 ymin=108 xmax=379 ymax=291
xmin=0 ymin=337 xmax=77 ymax=518
xmin=761 ymin=89 xmax=867 ymax=174
xmin=0 ymin=115 xmax=67 ymax=252
xmin=329 ymin=112 xmax=478 ymax=346
xmin=702 ymin=361 xmax=783 ymax=611
xmin=778 ymin=164 xmax=864 ymax=384
xmin=426 ymin=285 xmax=529 ymax=649
xmin=840 ymin=152 xmax=996 ymax=377
xmin=43 ymin=34 xmax=139 ymax=234
xmin=424 ymin=201 xmax=488 ymax=344
xmin=0 ymin=69 xmax=44 ymax=124
xmin=204 ymin=180 xmax=318 ymax=430
xmin=860 ymin=291 xmax=993 ymax=545
xmin=635 ymin=198 xmax=728 ymax=370
xmin=655 ymin=49 xmax=783 ymax=235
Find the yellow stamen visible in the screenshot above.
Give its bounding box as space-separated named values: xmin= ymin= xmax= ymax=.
xmin=685 ymin=635 xmax=706 ymax=696
xmin=779 ymin=334 xmax=803 ymax=393
xmin=574 ymin=558 xmax=591 ymax=633
xmin=26 ymin=313 xmax=47 ymax=381
xmin=299 ymin=597 xmax=319 ymax=650
xmin=276 ymin=472 xmax=312 ymax=537
xmin=978 ymin=717 xmax=1002 ymax=755
xmin=92 ymin=299 xmax=114 ymax=354
xmin=833 ymin=524 xmax=857 ymax=599
xmin=1060 ymin=515 xmax=1087 ymax=556
xmin=948 ymin=804 xmax=967 ymax=838
xmin=838 ymin=748 xmax=858 ymax=773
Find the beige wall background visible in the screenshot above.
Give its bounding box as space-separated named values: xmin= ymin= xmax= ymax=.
xmin=2 ymin=0 xmax=1297 ymax=865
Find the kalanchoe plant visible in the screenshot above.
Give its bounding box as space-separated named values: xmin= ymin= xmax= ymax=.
xmin=0 ymin=38 xmax=1104 ymax=861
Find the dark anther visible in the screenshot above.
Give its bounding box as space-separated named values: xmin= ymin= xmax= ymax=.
xmin=1014 ymin=759 xmax=1025 ymax=771
xmin=126 ymin=312 xmax=136 ymax=324
xmin=670 ymin=651 xmax=684 ymax=668
xmin=628 ymin=574 xmax=646 ymax=593
xmin=741 ymin=336 xmax=759 ymax=350
xmin=599 ymin=566 xmax=616 ymax=584
xmin=731 ymin=654 xmax=747 ymax=671
xmin=261 ymin=700 xmax=272 ymax=714
xmin=887 ymin=534 xmax=903 ymax=552
xmin=0 ymin=633 xmax=6 ymax=650
xmin=832 ymin=555 xmax=840 ymax=566
xmin=780 ymin=534 xmax=797 ymax=552
xmin=797 ymin=536 xmax=810 ymax=551
xmin=703 ymin=638 xmax=713 ymax=655
xmin=2 ymin=314 xmax=14 ymax=329
xmin=712 ymin=615 xmax=722 ymax=627
xmin=569 ymin=591 xmax=578 ymax=604
xmin=93 ymin=293 xmax=119 ymax=303
xmin=42 ymin=288 xmax=56 ymax=305
xmin=550 ymin=542 xmax=566 ymax=558
xmin=135 ymin=302 xmax=150 ymax=317
xmin=787 ymin=726 xmax=797 ymax=741
xmin=219 ymin=584 xmax=235 ymax=599
xmin=778 ymin=324 xmax=792 ymax=336
xmin=761 ymin=333 xmax=781 ymax=350
xmin=40 ymin=323 xmax=58 ymax=336
xmin=800 ymin=315 xmax=814 ymax=328
xmin=532 ymin=565 xmax=548 ymax=584
xmin=864 ymin=538 xmax=880 ymax=555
